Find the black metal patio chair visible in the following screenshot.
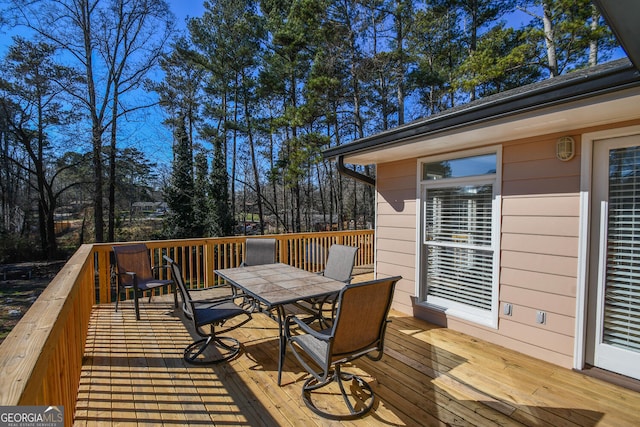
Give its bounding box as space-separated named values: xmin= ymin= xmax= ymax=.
xmin=164 ymin=255 xmax=252 ymax=365
xmin=242 ymin=238 xmax=277 ymax=266
xmin=237 ymin=237 xmax=277 ymax=311
xmin=295 ymin=244 xmax=358 ymax=327
xmin=112 ymin=244 xmax=176 ymax=320
xmin=285 ymin=275 xmax=401 ymax=419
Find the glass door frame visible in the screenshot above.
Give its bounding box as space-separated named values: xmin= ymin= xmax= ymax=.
xmin=577 ymin=125 xmax=640 ymax=373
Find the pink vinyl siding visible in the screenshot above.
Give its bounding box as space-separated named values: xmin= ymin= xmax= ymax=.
xmin=376 ymin=159 xmax=417 ymax=315
xmin=375 ymin=134 xmax=583 ymax=369
xmin=499 ymin=135 xmax=581 ymax=367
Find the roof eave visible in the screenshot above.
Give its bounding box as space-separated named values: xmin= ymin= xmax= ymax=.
xmin=323 ymin=61 xmax=640 ymax=163
xmin=594 ymin=0 xmax=640 ymax=71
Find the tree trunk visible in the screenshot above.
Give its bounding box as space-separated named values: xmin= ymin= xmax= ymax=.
xmin=395 ymin=0 xmax=406 ymax=123
xmin=44 ymin=189 xmax=57 ymax=259
xmin=268 ymin=128 xmax=280 ymax=233
xmin=589 ymin=5 xmax=599 ymax=67
xmin=242 ymin=71 xmax=265 ymax=235
xmin=229 ymin=89 xmax=237 ymax=230
xmin=542 ymin=1 xmax=558 ymax=77
xmin=92 ymin=125 xmax=104 ymax=242
xmin=79 ymin=0 xmax=105 ymax=242
xmin=108 ymin=89 xmax=118 ymax=243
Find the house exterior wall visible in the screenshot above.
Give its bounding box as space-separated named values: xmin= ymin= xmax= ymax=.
xmin=374 ymin=122 xmax=636 ymax=369
xmin=376 ymin=158 xmax=418 ymax=316
xmin=498 ymin=134 xmax=581 ymax=368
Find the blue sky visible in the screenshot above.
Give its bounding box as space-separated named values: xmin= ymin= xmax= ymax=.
xmin=171 ymin=0 xmax=206 ymax=27
xmin=130 ymin=1 xmax=209 ymax=168
xmin=143 ymin=1 xmax=206 ymax=168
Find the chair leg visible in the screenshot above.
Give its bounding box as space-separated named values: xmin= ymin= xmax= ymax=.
xmin=301 ymin=364 xmax=375 ymax=420
xmin=184 ymin=335 xmax=241 ymax=365
xmin=315 ymin=305 xmax=333 ymax=329
xmin=173 ymin=285 xmax=178 ymax=308
xmin=134 ymin=292 xmax=141 ymax=320
xmin=239 ymin=294 xmax=260 ymax=313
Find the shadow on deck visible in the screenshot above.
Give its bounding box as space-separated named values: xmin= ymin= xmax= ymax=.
xmin=74 ymin=293 xmax=640 ymax=426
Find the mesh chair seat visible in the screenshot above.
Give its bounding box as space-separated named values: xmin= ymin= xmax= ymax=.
xmin=193 ymin=301 xmax=249 ymax=328
xmin=135 ymin=278 xmax=172 ymax=292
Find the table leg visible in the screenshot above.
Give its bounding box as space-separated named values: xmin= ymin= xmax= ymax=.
xmin=276 ymin=305 xmax=286 ymax=386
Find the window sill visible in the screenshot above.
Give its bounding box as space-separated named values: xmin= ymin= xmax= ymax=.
xmin=417 ymin=300 xmax=498 ymax=329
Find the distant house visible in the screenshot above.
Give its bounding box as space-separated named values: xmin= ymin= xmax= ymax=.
xmin=324 ymin=46 xmax=640 ymax=382
xmin=131 ymin=201 xmax=167 ymax=215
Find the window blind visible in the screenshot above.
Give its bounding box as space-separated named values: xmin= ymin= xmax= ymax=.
xmin=604 ymin=147 xmax=640 ymax=352
xmin=425 ymin=184 xmax=494 ymax=311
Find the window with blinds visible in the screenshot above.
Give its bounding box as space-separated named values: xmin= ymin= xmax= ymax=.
xmin=421 ymin=152 xmax=499 ymax=324
xmin=604 ymin=146 xmax=640 ymax=352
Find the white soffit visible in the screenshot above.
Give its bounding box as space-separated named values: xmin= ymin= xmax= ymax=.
xmin=343 ymin=88 xmax=640 ymax=165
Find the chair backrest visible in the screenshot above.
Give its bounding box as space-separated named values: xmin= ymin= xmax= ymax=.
xmin=243 ymin=238 xmax=276 ymax=266
xmin=113 ymin=244 xmax=154 ymax=285
xmin=164 ymin=256 xmax=194 ymax=317
xmin=323 ymin=245 xmax=358 ymax=283
xmin=330 ymin=276 xmax=401 ymax=361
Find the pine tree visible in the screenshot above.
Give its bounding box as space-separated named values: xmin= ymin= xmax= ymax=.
xmin=522 ymin=0 xmax=617 ymax=77
xmin=456 ymin=24 xmax=541 ymax=97
xmin=407 ymin=3 xmax=463 ymax=114
xmin=164 ymin=116 xmax=195 ymax=238
xmin=209 ymin=137 xmax=233 ymax=237
xmin=193 ymin=152 xmax=210 ymax=237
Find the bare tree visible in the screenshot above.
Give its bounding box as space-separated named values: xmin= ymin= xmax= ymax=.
xmin=0 ymin=38 xmax=80 ymax=258
xmin=100 ymin=0 xmax=173 ymax=242
xmin=9 ymin=0 xmax=173 ymax=242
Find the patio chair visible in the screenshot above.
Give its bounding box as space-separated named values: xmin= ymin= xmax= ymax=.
xmin=164 ymin=256 xmax=252 ymax=364
xmin=296 ymin=244 xmax=358 ymax=326
xmin=242 ymin=238 xmax=277 ymax=266
xmin=112 ymin=244 xmax=176 ymax=320
xmin=285 ymin=275 xmax=401 ymax=420
xmin=238 ymin=238 xmax=277 ymax=311
xmin=322 ymin=244 xmax=358 ymax=284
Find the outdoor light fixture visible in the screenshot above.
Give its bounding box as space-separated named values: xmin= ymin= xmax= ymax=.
xmin=556 ymin=136 xmax=575 ymax=161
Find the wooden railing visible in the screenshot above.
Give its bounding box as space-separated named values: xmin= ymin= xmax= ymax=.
xmin=0 ymin=230 xmax=373 ymax=425
xmin=0 ymin=245 xmax=94 ymax=426
xmin=93 ymin=230 xmax=374 ymax=303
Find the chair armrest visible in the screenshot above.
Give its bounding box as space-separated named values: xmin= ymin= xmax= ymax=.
xmin=316 ymin=270 xmax=352 ymax=284
xmin=116 ymin=271 xmax=137 ymax=287
xmin=285 ymin=314 xmax=330 ymax=341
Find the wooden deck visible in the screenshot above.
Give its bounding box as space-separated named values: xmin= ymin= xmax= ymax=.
xmin=74 ymin=294 xmax=640 ymax=426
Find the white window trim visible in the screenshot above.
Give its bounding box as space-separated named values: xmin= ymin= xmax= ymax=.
xmin=415 ymin=146 xmax=502 ymax=329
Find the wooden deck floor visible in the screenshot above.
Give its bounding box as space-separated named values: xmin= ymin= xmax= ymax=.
xmin=74 ymin=294 xmax=640 ymax=426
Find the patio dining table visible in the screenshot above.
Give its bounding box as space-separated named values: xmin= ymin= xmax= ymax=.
xmin=215 ymin=263 xmax=346 ymax=385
